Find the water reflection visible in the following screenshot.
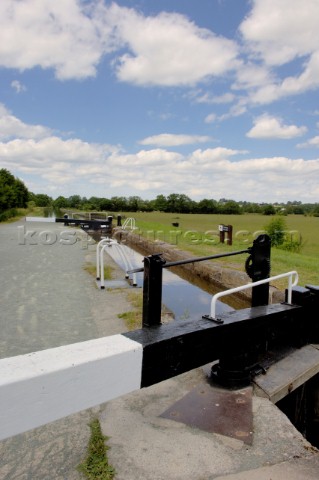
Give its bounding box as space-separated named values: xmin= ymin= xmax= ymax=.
xmin=43 ymin=207 xmax=63 ymax=218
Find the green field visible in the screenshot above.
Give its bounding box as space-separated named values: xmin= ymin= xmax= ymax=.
xmin=120 ymin=212 xmax=319 ymax=288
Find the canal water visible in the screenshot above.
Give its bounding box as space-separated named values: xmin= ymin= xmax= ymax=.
xmin=102 ymin=242 xmax=235 ymax=320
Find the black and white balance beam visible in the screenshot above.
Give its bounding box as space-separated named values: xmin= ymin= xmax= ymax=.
xmin=0 ymin=303 xmax=299 ymax=441
xmin=25 ymin=216 xmax=110 ymax=228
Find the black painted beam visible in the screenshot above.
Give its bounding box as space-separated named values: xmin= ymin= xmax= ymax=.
xmin=124 ymin=303 xmax=302 ymax=388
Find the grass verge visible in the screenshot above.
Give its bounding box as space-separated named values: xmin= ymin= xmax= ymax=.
xmin=78 ymin=418 xmax=115 ymax=480
xmin=118 ymin=289 xmax=174 ymax=329
xmin=118 ymin=289 xmax=143 ymax=330
xmin=0 ymin=206 xmax=46 ymax=223
xmin=84 ymin=263 xmax=113 ymax=281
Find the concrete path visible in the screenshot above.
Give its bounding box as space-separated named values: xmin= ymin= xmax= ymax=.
xmin=101 ymin=368 xmax=319 ymax=480
xmin=0 ymin=219 xmax=131 ymax=359
xmin=0 ymin=219 xmax=130 ymax=479
xmin=1 ymin=218 xmax=319 ymax=480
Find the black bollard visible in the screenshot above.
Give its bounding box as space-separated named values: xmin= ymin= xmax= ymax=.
xmin=142 ymin=254 xmax=166 ymax=327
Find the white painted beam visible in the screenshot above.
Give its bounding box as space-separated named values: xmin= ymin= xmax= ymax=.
xmin=0 ymin=335 xmax=142 ymax=441
xmin=25 ymin=216 xmax=56 ymax=222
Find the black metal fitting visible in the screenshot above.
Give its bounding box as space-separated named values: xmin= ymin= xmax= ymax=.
xmin=245 ymin=234 xmax=271 ymax=307
xmin=288 ymin=285 xmax=319 ymax=343
xmin=142 ymin=254 xmax=166 ymax=328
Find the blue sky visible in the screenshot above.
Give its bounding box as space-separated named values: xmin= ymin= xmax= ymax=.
xmin=0 ymin=0 xmax=319 ymax=203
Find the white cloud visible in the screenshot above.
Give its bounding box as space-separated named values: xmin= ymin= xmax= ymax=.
xmin=0 ymin=0 xmax=319 ymax=108
xmin=190 ymin=147 xmax=244 ymax=162
xmin=246 ymin=114 xmax=307 ymax=139
xmin=0 ymin=0 xmax=114 ymax=80
xmin=1 ymin=128 xmax=318 ymax=202
xmin=0 ymin=137 xmax=115 ymax=168
xmin=11 ymin=80 xmax=26 ymax=93
xmin=0 ymin=104 xmax=52 ymax=140
xmin=233 ymin=63 xmax=274 ymax=90
xmin=138 ymin=133 xmax=212 ymax=147
xmin=108 ymin=149 xmax=183 ymax=167
xmin=204 ymin=114 xmax=217 ymax=124
xmin=297 ymin=136 xmax=319 ymax=149
xmin=0 ymin=1 xmax=239 ymax=85
xmin=240 ymin=0 xmax=319 ymax=66
xmin=240 ymin=0 xmax=319 ymax=104
xmin=196 ymin=92 xmax=235 ymax=104
xmin=249 ymin=54 xmax=319 ymax=104
xmin=107 ymin=4 xmax=239 ymax=86
xmin=3 ymin=105 xmax=314 ymax=203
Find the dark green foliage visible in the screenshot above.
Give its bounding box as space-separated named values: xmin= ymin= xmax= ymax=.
xmin=264 ymin=216 xmax=286 ymax=246
xmin=78 ymin=419 xmax=116 ymax=480
xmin=0 ymin=168 xmax=29 ymax=214
xmin=29 ymin=193 xmax=53 ymax=207
xmin=220 ymin=200 xmax=242 ymax=214
xmin=0 ymin=208 xmax=18 ymax=222
xmin=53 ymin=195 xmax=69 ymax=208
xmin=264 ymin=216 xmax=303 ymax=252
xmin=313 ymin=205 xmax=319 ymax=217
xmin=262 ymin=204 xmax=276 ymax=215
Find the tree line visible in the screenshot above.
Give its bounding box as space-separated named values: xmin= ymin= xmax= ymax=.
xmin=0 ymin=169 xmax=29 ymax=219
xmin=35 ymin=192 xmax=319 ymax=216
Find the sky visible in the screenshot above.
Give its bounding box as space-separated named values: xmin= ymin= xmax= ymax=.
xmin=0 ymin=0 xmax=319 ymax=203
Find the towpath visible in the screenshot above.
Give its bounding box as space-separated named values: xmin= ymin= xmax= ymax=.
xmin=0 ymin=218 xmax=130 ymax=479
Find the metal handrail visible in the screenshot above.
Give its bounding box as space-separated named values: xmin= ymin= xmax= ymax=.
xmin=96 ymin=238 xmax=110 ymax=279
xmin=127 ymin=248 xmax=250 ymax=274
xmin=122 ymin=217 xmax=137 ymax=230
xmin=98 ymin=238 xmax=137 ymax=288
xmin=164 ymin=249 xmax=250 ymax=268
xmin=209 ymin=270 xmax=299 ymax=321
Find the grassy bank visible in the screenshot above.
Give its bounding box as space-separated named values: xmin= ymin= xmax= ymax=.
xmin=0 ymin=205 xmax=47 ymax=223
xmin=119 ymin=212 xmax=319 ymax=288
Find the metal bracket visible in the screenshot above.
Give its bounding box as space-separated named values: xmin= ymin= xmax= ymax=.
xmin=202 ymin=314 xmax=224 ymax=324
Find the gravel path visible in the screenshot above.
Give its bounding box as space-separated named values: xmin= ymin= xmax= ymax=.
xmin=0 ymin=218 xmax=131 ymax=479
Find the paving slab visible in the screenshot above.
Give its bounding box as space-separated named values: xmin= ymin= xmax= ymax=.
xmin=215 ymin=455 xmax=319 ymax=480
xmin=100 ymin=367 xmax=319 ymax=480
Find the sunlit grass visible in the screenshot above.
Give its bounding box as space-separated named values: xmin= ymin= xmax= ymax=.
xmin=119 ymin=212 xmax=319 ymax=287
xmin=84 ymin=263 xmax=113 ymax=280
xmin=118 ymin=289 xmax=143 ymax=330
xmin=77 ymin=418 xmax=115 ymax=480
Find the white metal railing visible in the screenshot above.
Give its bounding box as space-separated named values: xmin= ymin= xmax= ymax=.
xmin=210 ymin=271 xmax=299 ymax=320
xmin=96 ymin=237 xmax=137 ymax=288
xmin=122 ymin=217 xmax=137 ymax=230
xmin=96 ymin=238 xmax=110 ymax=279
